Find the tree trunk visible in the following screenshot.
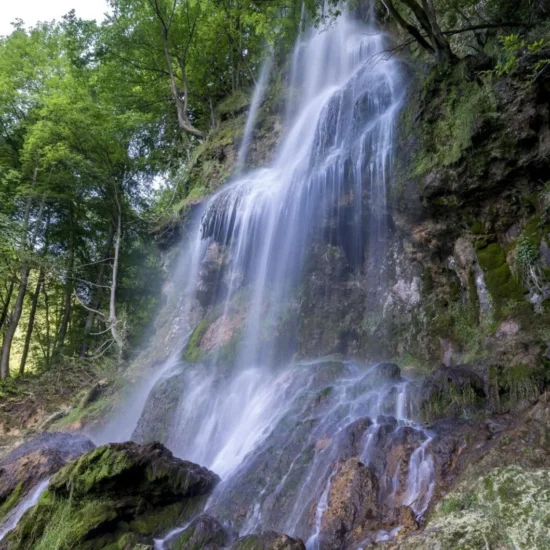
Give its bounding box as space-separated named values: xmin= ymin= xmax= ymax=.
xmin=42 ymin=278 xmax=51 ymax=366
xmin=53 ymin=216 xmax=74 ymax=361
xmin=19 ymin=268 xmax=44 ymax=375
xmin=1 ymin=266 xmax=30 ymax=378
xmin=79 ymin=225 xmax=115 ymax=358
xmin=159 ymin=24 xmax=203 ymax=138
xmin=0 ymin=180 xmax=43 ymax=379
xmin=0 ymin=280 xmax=15 ymax=332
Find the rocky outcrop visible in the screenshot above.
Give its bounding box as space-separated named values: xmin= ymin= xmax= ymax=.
xmin=231 ymin=531 xmax=305 ymax=550
xmin=6 ymin=441 xmax=219 ymax=549
xmin=0 ymin=432 xmax=94 ymax=523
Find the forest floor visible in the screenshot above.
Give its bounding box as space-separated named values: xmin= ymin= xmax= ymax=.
xmin=0 ymin=362 xmax=116 ymax=459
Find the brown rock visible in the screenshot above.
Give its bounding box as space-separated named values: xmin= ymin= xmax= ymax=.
xmin=320 ymin=458 xmax=379 ymax=549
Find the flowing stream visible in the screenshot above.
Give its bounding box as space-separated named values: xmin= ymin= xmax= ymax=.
xmin=99 ymin=9 xmax=436 ymax=548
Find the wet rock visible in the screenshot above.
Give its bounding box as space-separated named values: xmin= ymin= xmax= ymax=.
xmin=8 ymin=441 xmax=219 ymax=549
xmin=0 ymin=432 xmax=94 ymax=522
xmin=231 ymin=531 xmax=305 ymax=550
xmin=353 ymin=363 xmax=401 ymax=396
xmin=132 ymin=367 xmax=186 ymax=445
xmin=195 ymin=243 xmax=229 ymax=306
xmin=320 ymin=458 xmax=379 ymax=549
xmin=169 ymin=515 xmax=228 ymax=549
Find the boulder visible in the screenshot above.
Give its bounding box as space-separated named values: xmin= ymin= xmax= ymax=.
xmin=0 ymin=432 xmax=94 ymax=523
xmin=320 ymin=458 xmax=379 ymax=549
xmin=231 ymin=531 xmax=305 ymax=550
xmin=7 ymin=441 xmax=219 ymax=549
xmin=169 ymin=515 xmax=228 ymax=550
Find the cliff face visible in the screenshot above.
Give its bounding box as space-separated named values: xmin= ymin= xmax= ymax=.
xmin=147 ymin=48 xmax=550 ymax=400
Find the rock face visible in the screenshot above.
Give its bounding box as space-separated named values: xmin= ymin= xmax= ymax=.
xmin=132 ymin=368 xmax=186 ymax=445
xmin=231 ymin=531 xmax=306 ymax=550
xmin=6 ymin=441 xmax=219 ymax=549
xmin=0 ymin=432 xmax=94 ymax=523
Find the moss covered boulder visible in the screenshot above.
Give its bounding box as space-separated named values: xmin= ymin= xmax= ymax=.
xmin=6 ymin=441 xmax=219 ymax=550
xmin=0 ymin=432 xmax=94 ymax=524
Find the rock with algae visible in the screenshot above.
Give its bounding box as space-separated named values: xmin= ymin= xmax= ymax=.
xmin=4 ymin=441 xmax=219 ymax=550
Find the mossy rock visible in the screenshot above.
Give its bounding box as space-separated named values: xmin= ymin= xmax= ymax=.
xmin=183 ymin=318 xmax=211 ymax=363
xmin=476 ymin=242 xmax=525 ymax=310
xmin=8 ymin=442 xmax=220 ymax=550
xmin=169 ymin=514 xmax=228 ymax=550
xmin=400 ymin=466 xmax=550 ymax=549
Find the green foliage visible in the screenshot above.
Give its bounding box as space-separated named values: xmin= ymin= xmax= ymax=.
xmin=414 ymin=68 xmax=497 ymax=174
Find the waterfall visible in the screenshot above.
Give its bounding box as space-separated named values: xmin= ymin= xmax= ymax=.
xmin=234 ymin=53 xmax=273 ymax=174
xmin=99 ymin=9 xmax=437 ymax=547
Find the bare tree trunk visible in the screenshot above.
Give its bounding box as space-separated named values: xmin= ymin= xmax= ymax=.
xmin=19 ymin=267 xmax=44 ymax=375
xmin=42 ymin=278 xmax=51 ymax=366
xmin=79 ymin=225 xmax=115 ymax=358
xmin=110 ymin=192 xmax=125 ymax=363
xmin=151 ymin=0 xmax=204 ymax=139
xmin=0 ymin=280 xmax=15 ymax=332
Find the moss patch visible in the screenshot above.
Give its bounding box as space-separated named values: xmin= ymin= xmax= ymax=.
xmin=476 ymin=243 xmax=525 ymax=311
xmin=183 ymin=318 xmax=211 ymax=363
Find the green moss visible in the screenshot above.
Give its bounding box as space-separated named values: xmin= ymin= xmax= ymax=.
xmin=476 ymin=243 xmax=525 ymax=311
xmin=424 ymin=466 xmax=550 ymax=550
xmin=52 ymin=445 xmax=135 ymax=497
xmin=0 ymin=481 xmax=24 ymax=521
xmin=477 ymin=243 xmax=506 ymax=270
xmin=129 ymin=502 xmax=184 ymax=536
xmin=470 ymin=221 xmax=485 ymax=235
xmin=421 ymin=383 xmax=481 ymax=421
xmin=14 ymin=496 xmax=119 ymax=550
xmin=217 ymin=90 xmax=249 ymax=116
xmin=171 ymin=525 xmax=195 ymax=550
xmin=414 ymin=68 xmax=497 ymax=175
xmin=183 ymin=318 xmax=211 ymax=363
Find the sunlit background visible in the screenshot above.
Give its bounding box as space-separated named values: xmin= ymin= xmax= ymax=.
xmin=1 ymin=0 xmax=109 ymax=36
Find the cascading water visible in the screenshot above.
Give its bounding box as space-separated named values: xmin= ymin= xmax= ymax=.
xmin=99 ymin=8 xmax=437 ymax=548
xmin=234 ymin=52 xmax=273 ymax=175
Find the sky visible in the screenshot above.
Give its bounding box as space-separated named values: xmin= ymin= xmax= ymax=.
xmin=0 ymin=0 xmax=110 ymax=36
